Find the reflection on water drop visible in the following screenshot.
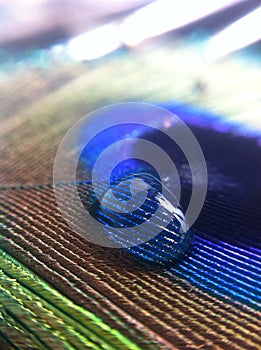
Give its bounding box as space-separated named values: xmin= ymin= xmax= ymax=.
xmin=88 ymin=174 xmax=193 ymax=264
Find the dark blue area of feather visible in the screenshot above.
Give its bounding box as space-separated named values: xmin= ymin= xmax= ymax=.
xmin=75 ymin=102 xmax=261 ymax=309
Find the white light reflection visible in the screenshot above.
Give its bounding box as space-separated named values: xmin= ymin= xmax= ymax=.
xmin=67 ymin=24 xmax=121 ymax=61
xmin=120 ymin=0 xmax=240 ymax=46
xmin=205 ymin=7 xmax=261 ymax=60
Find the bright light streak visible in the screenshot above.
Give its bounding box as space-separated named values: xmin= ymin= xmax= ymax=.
xmin=67 ymin=24 xmax=121 ymax=61
xmin=120 ymin=0 xmax=240 ymax=46
xmin=205 ymin=7 xmax=261 ymax=60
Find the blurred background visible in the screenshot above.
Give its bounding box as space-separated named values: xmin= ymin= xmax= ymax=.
xmin=0 ymin=0 xmax=261 ymax=142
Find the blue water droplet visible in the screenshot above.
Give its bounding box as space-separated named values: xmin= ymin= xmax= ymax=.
xmin=89 ymin=174 xmax=193 ymax=264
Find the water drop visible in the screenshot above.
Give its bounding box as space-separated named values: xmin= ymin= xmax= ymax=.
xmin=88 ymin=174 xmax=193 ymax=264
